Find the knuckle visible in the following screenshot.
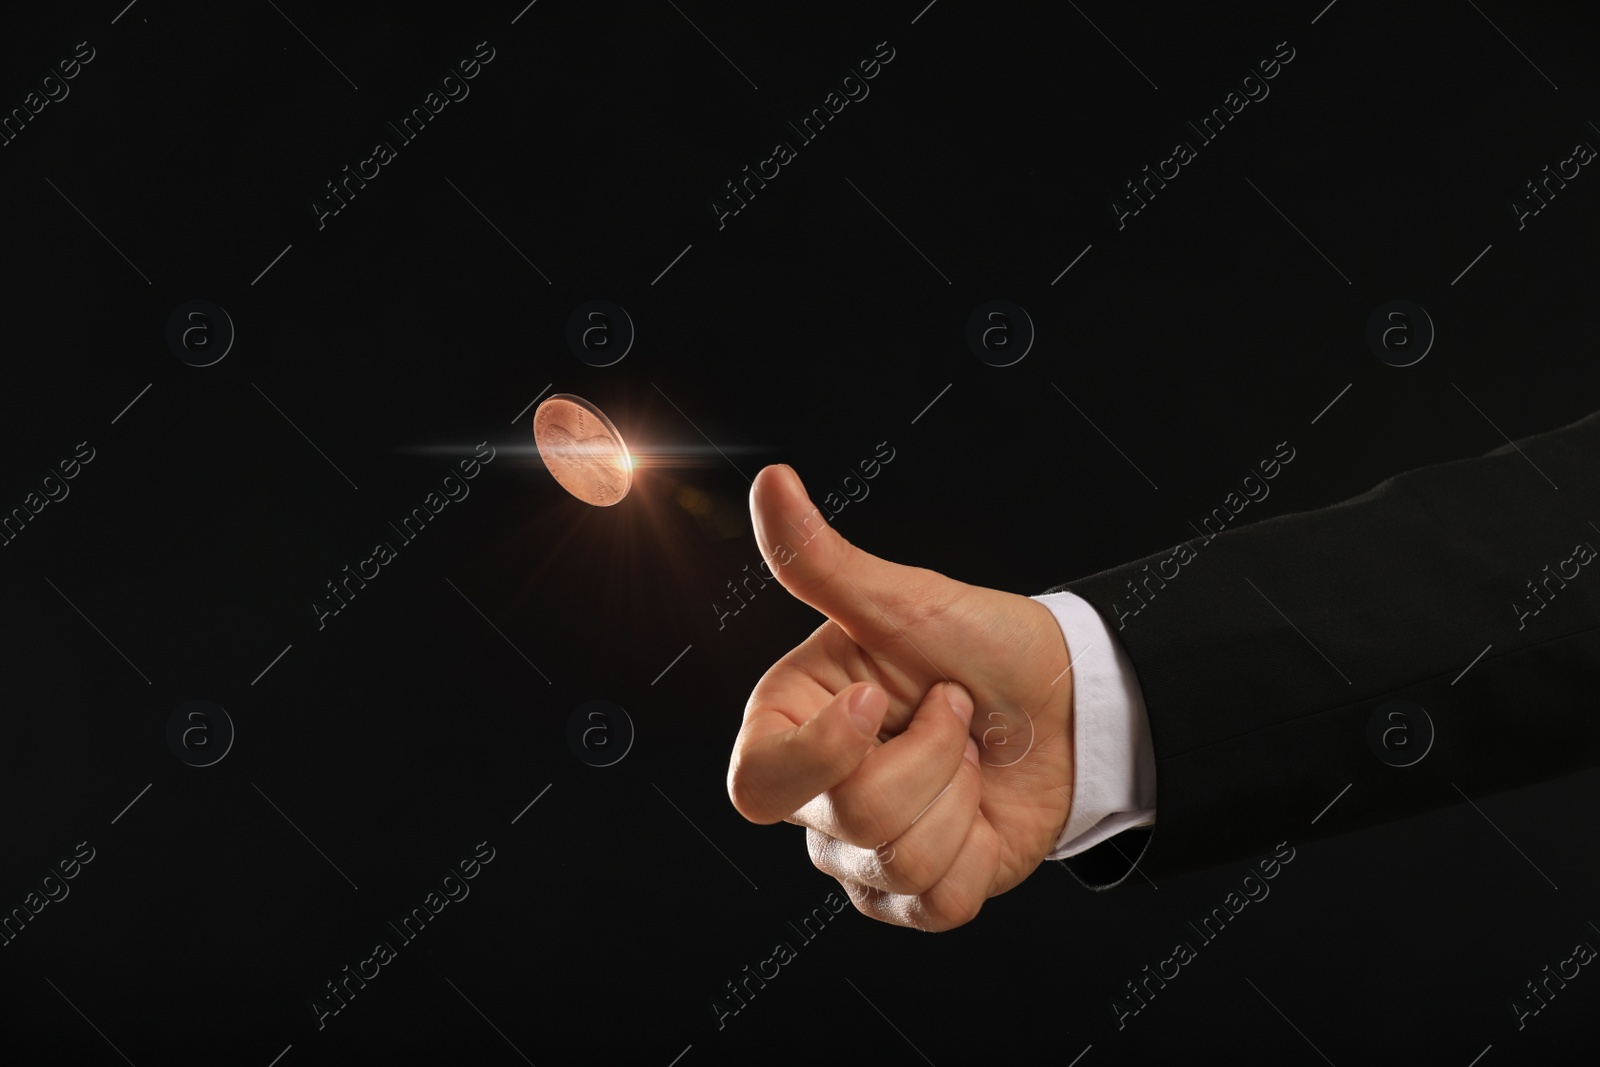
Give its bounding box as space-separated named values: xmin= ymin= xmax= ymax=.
xmin=831 ymin=782 xmax=894 ymax=846
xmin=788 ymin=709 xmax=860 ymax=780
xmin=726 ymin=768 xmax=776 ymax=825
xmin=725 ymin=772 xmax=751 ymax=819
xmin=805 ymin=827 xmax=834 ymax=867
xmin=792 ymin=531 xmax=848 ymax=592
xmin=924 ymin=885 xmax=984 ymax=930
xmin=883 ymin=853 xmax=939 ymax=897
xmin=841 ymin=880 xmax=874 ymax=916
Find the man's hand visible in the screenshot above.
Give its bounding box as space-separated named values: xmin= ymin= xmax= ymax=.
xmin=726 ymin=463 xmax=1076 ymax=930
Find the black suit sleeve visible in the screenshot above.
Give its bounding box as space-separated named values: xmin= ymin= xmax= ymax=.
xmin=1046 ymin=409 xmax=1600 ymax=887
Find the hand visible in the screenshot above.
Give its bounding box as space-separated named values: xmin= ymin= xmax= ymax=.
xmin=725 ymin=463 xmax=1076 ymax=930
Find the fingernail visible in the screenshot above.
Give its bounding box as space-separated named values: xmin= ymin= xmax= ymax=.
xmin=946 ymin=682 xmax=973 ymax=725
xmin=964 ymin=735 xmax=981 ymax=768
xmin=849 ymin=685 xmax=880 ymax=736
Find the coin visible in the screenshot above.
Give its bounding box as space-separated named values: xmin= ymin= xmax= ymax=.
xmin=533 ymin=394 xmax=632 ymax=506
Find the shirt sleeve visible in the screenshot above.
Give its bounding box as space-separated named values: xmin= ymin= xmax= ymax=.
xmin=1030 ymin=591 xmax=1157 ymax=860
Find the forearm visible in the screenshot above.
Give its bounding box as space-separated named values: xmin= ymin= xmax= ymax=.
xmin=1052 ymin=409 xmax=1600 ymax=878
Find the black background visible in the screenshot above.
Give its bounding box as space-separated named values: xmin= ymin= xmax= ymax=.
xmin=2 ymin=1 xmax=1597 ymax=1063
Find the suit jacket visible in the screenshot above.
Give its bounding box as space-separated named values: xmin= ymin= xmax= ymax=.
xmin=1049 ymin=408 xmax=1600 ymax=887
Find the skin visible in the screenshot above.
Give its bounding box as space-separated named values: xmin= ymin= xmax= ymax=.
xmin=726 ymin=463 xmax=1077 ymax=931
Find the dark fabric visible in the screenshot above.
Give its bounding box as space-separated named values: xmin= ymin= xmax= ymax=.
xmin=1050 ymin=410 xmax=1600 ymax=886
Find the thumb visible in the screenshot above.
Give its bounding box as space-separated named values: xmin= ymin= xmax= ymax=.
xmin=749 ymin=463 xmax=947 ymax=644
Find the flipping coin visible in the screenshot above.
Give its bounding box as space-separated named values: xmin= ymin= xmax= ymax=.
xmin=533 ymin=394 xmax=633 ymax=506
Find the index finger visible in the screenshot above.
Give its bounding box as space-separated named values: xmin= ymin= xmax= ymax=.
xmin=727 ymin=678 xmax=887 ymax=825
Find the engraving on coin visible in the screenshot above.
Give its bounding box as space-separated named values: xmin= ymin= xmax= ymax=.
xmin=167 ymin=300 xmax=235 ymax=367
xmin=567 ymin=700 xmax=635 ymax=767
xmin=566 ymin=299 xmax=634 ymax=367
xmin=1366 ymin=299 xmax=1434 ymax=367
xmin=533 ymin=394 xmax=632 ymax=505
xmin=166 ymin=700 xmax=235 ymax=767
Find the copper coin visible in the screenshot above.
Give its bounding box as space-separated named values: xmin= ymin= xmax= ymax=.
xmin=533 ymin=394 xmax=632 ymax=506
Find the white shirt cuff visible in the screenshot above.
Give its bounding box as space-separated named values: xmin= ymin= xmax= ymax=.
xmin=1031 ymin=590 xmax=1157 ymax=860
